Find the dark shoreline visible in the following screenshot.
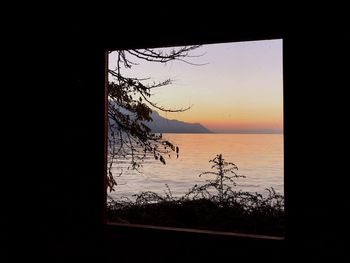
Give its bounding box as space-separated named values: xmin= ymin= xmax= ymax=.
xmin=107 ymin=198 xmax=285 ymax=237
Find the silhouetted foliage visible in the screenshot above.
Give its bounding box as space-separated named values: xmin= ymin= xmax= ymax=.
xmin=107 ymin=154 xmax=284 ymax=236
xmin=188 ymin=154 xmax=246 ymax=203
xmin=107 ymin=46 xmax=201 ymax=192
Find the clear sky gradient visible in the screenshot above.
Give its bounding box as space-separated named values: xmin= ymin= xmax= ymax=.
xmin=109 ymin=39 xmax=283 ymax=133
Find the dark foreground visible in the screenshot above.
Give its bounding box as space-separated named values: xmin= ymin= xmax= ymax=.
xmin=107 ymin=197 xmax=284 ymax=237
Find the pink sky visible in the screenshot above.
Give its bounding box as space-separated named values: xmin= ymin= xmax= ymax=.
xmin=109 ymin=39 xmax=283 ymax=132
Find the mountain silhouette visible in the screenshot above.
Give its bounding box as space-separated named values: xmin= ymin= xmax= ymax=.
xmin=145 ymin=111 xmax=212 ymax=133
xmin=108 ymin=101 xmax=212 ymax=133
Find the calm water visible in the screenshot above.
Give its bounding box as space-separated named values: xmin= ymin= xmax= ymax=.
xmin=109 ymin=133 xmax=284 ymax=200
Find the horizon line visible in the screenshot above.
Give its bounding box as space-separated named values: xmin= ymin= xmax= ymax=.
xmin=211 ymin=129 xmax=283 ymax=134
xmin=160 ymin=130 xmax=283 ymax=135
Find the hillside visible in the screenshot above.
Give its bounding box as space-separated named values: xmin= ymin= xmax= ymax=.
xmin=145 ymin=111 xmax=212 ymax=133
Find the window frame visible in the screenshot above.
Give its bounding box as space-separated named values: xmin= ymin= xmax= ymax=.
xmin=102 ymin=36 xmax=286 ymax=242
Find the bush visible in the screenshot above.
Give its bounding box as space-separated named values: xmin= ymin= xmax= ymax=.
xmin=107 ymin=154 xmax=284 ymax=236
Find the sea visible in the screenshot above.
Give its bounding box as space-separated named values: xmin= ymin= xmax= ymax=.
xmin=108 ymin=133 xmax=284 ymax=201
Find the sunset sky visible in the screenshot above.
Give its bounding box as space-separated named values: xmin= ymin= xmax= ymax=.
xmin=109 ymin=39 xmax=283 ymax=133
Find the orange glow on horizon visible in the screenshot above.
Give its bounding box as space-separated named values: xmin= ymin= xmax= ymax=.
xmin=158 ymin=108 xmax=283 ymax=131
xmin=110 ymin=39 xmax=283 ymax=132
xmin=202 ymin=121 xmax=283 ymax=131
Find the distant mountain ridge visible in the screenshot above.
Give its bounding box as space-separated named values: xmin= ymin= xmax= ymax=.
xmin=108 ymin=101 xmax=212 ymax=133
xmin=145 ymin=111 xmax=212 ymax=133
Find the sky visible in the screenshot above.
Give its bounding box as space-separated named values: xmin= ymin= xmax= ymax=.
xmin=108 ymin=39 xmax=283 ymax=133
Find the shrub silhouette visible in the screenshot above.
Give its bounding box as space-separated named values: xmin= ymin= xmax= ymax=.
xmin=184 ymin=154 xmax=245 ymax=204
xmin=107 ymin=154 xmax=284 ymax=236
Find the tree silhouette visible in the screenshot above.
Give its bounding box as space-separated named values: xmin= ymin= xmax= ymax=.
xmin=197 ymin=154 xmax=246 ymax=203
xmin=107 ymin=46 xmax=202 ymax=192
